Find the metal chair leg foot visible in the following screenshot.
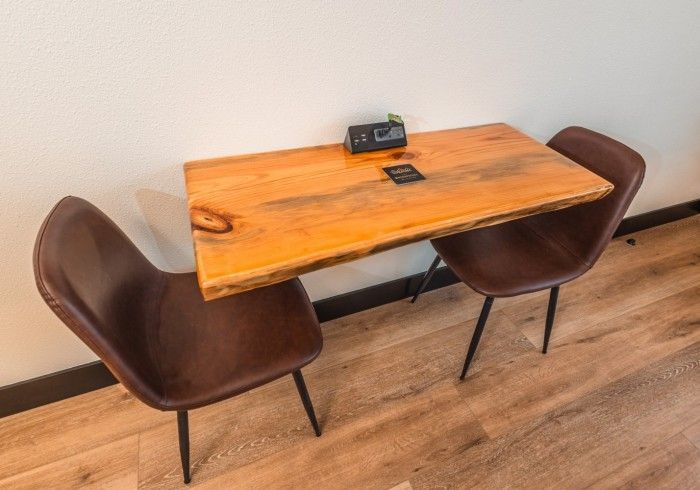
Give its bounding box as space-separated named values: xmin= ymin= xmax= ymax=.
xmin=460 ymin=297 xmax=494 ymax=380
xmin=293 ymin=370 xmax=321 ymax=437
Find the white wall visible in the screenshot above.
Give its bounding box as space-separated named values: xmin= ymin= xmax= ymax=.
xmin=1 ymin=1 xmax=699 ymax=386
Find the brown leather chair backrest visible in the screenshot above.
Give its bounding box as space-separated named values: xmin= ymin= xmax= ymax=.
xmin=33 ymin=197 xmax=164 ymax=400
xmin=524 ymin=126 xmax=645 ymax=267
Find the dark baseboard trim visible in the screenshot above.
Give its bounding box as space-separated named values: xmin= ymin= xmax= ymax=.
xmin=1 ymin=198 xmax=697 ymax=418
xmin=613 ymin=199 xmax=700 ymax=237
xmin=313 ymin=266 xmax=458 ymax=323
xmin=0 ymin=361 xmax=117 ymax=418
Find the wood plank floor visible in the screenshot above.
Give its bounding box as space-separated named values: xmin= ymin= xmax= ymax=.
xmin=0 ymin=216 xmax=698 ymax=489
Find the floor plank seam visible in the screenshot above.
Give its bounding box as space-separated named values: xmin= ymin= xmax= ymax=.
xmin=510 ymin=267 xmax=699 ymax=352
xmin=585 ymin=430 xmax=696 ymax=487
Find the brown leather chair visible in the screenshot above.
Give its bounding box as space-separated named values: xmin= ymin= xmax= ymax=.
xmin=411 ymin=127 xmax=645 ymax=379
xmin=33 ymin=197 xmax=323 ymax=484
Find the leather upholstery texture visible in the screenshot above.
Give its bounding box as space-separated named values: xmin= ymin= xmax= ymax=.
xmin=34 ymin=197 xmax=322 ymax=411
xmin=432 ymin=126 xmax=645 ymax=297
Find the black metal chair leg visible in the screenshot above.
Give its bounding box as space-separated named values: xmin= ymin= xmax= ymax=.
xmin=410 ymin=255 xmax=441 ymax=303
xmin=177 ymin=411 xmax=191 ymax=484
xmin=292 ymin=370 xmax=321 ymax=437
xmin=460 ymin=296 xmax=495 ymax=380
xmin=542 ymin=286 xmax=560 ymax=354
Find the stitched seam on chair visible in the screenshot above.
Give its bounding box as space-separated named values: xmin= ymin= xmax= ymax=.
xmin=520 ymin=219 xmax=591 ymax=268
xmin=33 ymin=200 xmax=113 ymax=367
xmin=522 ymin=166 xmax=646 ymax=270
xmin=149 ymin=273 xmax=168 ymax=408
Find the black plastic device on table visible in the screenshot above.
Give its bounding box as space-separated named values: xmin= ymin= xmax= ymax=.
xmin=344 ymin=115 xmax=407 ymax=154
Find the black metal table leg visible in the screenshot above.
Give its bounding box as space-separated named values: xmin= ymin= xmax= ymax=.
xmin=411 ymin=255 xmax=441 ymax=303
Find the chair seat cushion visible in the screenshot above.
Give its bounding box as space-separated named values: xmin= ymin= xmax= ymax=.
xmin=431 ymin=219 xmax=590 ymax=298
xmin=152 ymin=275 xmax=322 ymax=410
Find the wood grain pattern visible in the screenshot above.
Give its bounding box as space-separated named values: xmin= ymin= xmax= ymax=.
xmin=0 ymin=385 xmax=166 ymax=478
xmin=184 ymin=123 xmax=613 ymax=300
xmin=0 ymin=435 xmax=139 ymax=489
xmin=684 ymin=420 xmax=700 ymax=450
xmin=461 ymin=286 xmax=700 ymax=438
xmin=0 ymin=217 xmax=697 ymax=488
xmin=198 ymin=384 xmax=485 ymax=489
xmin=389 ymin=481 xmax=414 ymax=490
xmin=589 ymin=434 xmax=700 ymax=489
xmin=411 ymin=342 xmax=700 ymax=489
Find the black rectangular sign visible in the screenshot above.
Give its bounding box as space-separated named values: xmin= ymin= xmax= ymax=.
xmin=382 ymin=164 xmax=426 ymax=185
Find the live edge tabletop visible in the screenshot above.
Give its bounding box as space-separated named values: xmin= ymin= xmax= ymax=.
xmin=184 ymin=123 xmax=613 ymax=301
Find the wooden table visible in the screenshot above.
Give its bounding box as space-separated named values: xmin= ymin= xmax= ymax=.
xmin=184 ymin=123 xmax=613 ymax=301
